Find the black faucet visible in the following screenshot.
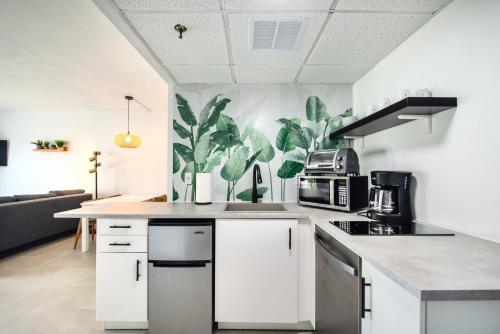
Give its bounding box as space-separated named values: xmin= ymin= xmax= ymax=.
xmin=252 ymin=164 xmax=263 ymax=203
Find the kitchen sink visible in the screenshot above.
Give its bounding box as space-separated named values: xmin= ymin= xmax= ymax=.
xmin=224 ymin=203 xmax=288 ymax=212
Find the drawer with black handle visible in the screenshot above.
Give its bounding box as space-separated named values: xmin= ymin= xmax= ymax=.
xmin=97 ymin=235 xmax=147 ymax=253
xmin=97 ymin=218 xmax=148 ymax=236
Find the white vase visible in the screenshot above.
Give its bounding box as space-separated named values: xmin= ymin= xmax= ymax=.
xmin=195 ymin=172 xmax=212 ymax=204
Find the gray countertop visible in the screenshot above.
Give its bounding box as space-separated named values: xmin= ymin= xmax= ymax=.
xmin=55 ymin=202 xmax=500 ymax=301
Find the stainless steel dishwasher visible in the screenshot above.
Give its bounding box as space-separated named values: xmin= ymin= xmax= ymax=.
xmin=148 ymin=219 xmax=213 ymax=334
xmin=315 ymin=225 xmax=365 ymax=334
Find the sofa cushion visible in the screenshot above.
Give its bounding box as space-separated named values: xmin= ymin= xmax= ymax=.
xmin=13 ymin=193 xmax=57 ymax=202
xmin=49 ymin=189 xmax=85 ymax=196
xmin=0 ymin=196 xmax=15 ymax=204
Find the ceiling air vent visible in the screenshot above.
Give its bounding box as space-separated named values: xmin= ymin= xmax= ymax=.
xmin=251 ymin=19 xmax=303 ymax=50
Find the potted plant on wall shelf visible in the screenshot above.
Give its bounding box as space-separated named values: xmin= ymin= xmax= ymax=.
xmin=30 ymin=139 xmax=68 ymax=151
xmin=30 ymin=140 xmax=44 ymax=150
xmin=54 ymin=139 xmax=67 ymax=151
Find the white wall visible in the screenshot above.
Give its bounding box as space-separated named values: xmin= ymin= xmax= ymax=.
xmin=353 ymin=0 xmax=500 ymax=241
xmin=0 ymin=107 xmax=168 ymax=197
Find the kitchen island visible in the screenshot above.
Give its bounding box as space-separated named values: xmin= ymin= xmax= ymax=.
xmin=55 ymin=202 xmax=500 ymax=333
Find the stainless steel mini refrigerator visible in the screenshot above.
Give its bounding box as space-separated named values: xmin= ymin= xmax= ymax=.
xmin=148 ymin=220 xmax=213 ymax=334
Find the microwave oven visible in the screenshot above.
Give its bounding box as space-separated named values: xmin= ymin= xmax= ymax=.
xmin=298 ymin=175 xmax=368 ymax=212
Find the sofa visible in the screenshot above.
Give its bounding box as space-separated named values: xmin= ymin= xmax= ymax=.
xmin=0 ymin=191 xmax=92 ymax=257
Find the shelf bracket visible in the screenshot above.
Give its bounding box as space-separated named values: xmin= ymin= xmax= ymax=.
xmin=344 ymin=136 xmax=364 ymax=149
xmin=398 ymin=114 xmax=433 ymax=134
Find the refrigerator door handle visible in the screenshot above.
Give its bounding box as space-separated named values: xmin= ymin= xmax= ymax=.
xmin=150 ymin=260 xmax=209 ymax=268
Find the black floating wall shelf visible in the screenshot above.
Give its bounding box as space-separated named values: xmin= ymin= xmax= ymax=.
xmin=329 ymin=97 xmax=457 ymax=139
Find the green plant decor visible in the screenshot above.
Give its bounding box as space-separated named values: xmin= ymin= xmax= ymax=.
xmin=275 ymin=96 xmax=351 ymax=201
xmin=172 ymin=93 xmax=351 ymax=202
xmin=42 ymin=141 xmax=50 ymax=149
xmin=173 ymin=93 xmax=246 ymax=202
xmin=54 ymin=139 xmax=66 ymax=148
xmin=30 ymin=140 xmax=43 ymax=149
xmin=239 ymin=120 xmax=274 ymax=201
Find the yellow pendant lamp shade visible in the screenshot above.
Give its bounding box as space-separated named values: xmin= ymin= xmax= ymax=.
xmin=115 ymin=132 xmax=142 ymax=148
xmin=115 ymin=96 xmax=142 ymax=148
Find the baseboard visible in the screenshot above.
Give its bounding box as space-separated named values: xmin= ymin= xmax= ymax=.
xmin=0 ymin=229 xmax=76 ymax=259
xmin=103 ymin=321 xmax=148 ymax=329
xmin=217 ymin=320 xmax=314 ymax=330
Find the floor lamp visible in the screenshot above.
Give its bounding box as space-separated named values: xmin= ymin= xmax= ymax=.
xmin=89 ymin=151 xmax=101 ymax=199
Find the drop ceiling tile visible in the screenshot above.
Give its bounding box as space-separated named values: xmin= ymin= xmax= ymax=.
xmin=229 ymin=13 xmax=328 ymax=65
xmin=308 ymin=12 xmax=431 ymax=65
xmin=234 ymin=65 xmax=299 ymax=83
xmin=335 ymin=0 xmax=449 ymax=13
xmin=298 ymin=65 xmax=370 ymax=83
xmin=125 ymin=13 xmax=228 ymax=65
xmin=169 ymin=65 xmax=233 ymax=83
xmin=113 ymin=0 xmax=220 ymax=11
xmin=223 ymin=0 xmax=334 ymax=10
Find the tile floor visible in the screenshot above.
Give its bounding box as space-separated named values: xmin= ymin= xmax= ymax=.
xmin=0 ymin=236 xmax=310 ymax=334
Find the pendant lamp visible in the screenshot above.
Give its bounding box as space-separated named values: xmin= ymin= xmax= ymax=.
xmin=115 ymin=96 xmax=142 ymax=148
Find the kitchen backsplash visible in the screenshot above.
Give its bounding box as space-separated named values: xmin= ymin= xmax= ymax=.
xmin=171 ymin=84 xmax=352 ymax=202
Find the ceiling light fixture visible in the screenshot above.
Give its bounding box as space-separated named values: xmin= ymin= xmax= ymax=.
xmin=174 ymin=24 xmax=187 ymax=39
xmin=115 ymin=96 xmax=142 ymax=148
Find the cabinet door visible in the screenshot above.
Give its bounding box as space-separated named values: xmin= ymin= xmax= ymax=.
xmin=96 ymin=252 xmax=147 ymax=322
xmin=361 ymin=260 xmax=423 ymax=334
xmin=215 ymin=219 xmax=298 ymax=324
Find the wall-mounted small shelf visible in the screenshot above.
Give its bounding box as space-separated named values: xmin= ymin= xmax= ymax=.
xmin=329 ymin=97 xmax=457 ymax=139
xmin=33 ymin=147 xmax=68 ymax=152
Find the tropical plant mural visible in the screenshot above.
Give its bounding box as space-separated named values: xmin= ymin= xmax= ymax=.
xmin=172 ymin=91 xmax=352 ymax=202
xmin=172 ymin=93 xmax=261 ymax=202
xmin=274 ymin=96 xmax=352 ymax=200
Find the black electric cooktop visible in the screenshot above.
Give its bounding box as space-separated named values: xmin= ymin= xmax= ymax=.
xmin=331 ymin=221 xmax=455 ymax=236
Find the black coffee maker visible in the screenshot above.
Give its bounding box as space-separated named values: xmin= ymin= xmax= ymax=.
xmin=367 ymin=171 xmax=413 ymax=223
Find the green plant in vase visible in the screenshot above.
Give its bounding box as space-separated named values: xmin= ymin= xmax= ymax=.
xmin=42 ymin=141 xmax=50 ymax=149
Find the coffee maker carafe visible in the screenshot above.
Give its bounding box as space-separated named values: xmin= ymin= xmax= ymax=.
xmin=367 ymin=171 xmax=412 ymax=223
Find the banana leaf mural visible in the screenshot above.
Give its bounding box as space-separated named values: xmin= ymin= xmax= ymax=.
xmin=172 ymin=89 xmax=352 ymax=202
xmin=172 ymin=93 xmax=261 ymax=202
xmin=274 ymin=96 xmax=351 ymax=201
xmin=173 ymin=93 xmax=231 ymax=201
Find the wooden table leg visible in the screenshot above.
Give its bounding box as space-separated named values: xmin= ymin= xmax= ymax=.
xmin=73 ymin=219 xmax=82 ymax=249
xmin=81 ymin=218 xmax=90 ymax=253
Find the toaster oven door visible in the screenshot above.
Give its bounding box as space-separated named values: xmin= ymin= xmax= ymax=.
xmin=298 ymin=177 xmax=333 ymax=205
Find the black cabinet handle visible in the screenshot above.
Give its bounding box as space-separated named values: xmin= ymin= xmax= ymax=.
xmin=288 ymin=228 xmax=292 ymax=250
xmin=136 ymin=260 xmax=141 ymax=281
xmin=361 ymin=277 xmax=372 ymax=318
xmin=109 ymin=225 xmax=131 ymax=229
xmin=108 ymin=242 xmax=131 ymax=246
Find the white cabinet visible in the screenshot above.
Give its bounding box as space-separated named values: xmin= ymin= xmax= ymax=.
xmin=215 ymin=219 xmax=298 ymax=324
xmin=95 ymin=218 xmax=148 ymax=329
xmin=361 ymin=259 xmax=500 ymax=334
xmin=96 ymin=252 xmax=147 ymax=322
xmin=361 ymin=260 xmax=423 ymax=334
